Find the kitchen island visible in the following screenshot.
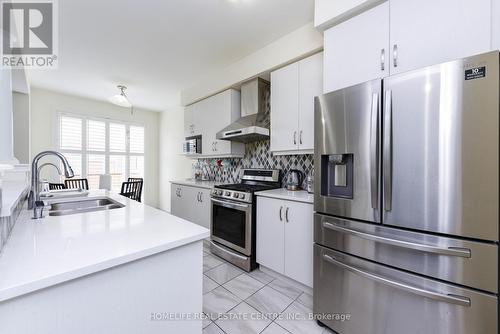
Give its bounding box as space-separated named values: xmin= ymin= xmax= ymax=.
xmin=0 ymin=190 xmax=208 ymax=334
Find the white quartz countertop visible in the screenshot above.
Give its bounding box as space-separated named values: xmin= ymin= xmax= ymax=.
xmin=170 ymin=179 xmax=221 ymax=189
xmin=255 ymin=188 xmax=314 ymax=204
xmin=0 ymin=190 xmax=209 ymax=302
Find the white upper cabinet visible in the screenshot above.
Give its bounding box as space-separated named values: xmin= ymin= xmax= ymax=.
xmin=298 ymin=52 xmax=323 ymax=151
xmin=184 ymin=89 xmax=244 ymax=158
xmin=184 ymin=104 xmax=197 ymax=138
xmin=389 ymin=0 xmax=492 ymax=75
xmin=271 ymin=62 xmax=299 ymax=153
xmin=324 ymin=2 xmax=390 ymax=93
xmin=323 ymin=0 xmax=495 ymax=93
xmin=271 ymin=53 xmax=323 ymax=154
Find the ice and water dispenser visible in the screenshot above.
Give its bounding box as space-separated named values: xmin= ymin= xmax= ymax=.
xmin=320 ymin=154 xmax=354 ymax=199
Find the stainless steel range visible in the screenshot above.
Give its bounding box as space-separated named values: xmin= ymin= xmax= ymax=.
xmin=210 ymin=169 xmax=281 ymax=271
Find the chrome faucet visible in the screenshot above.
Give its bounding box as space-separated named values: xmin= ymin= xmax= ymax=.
xmin=29 ymin=151 xmax=74 ymax=216
xmin=37 ymin=162 xmax=62 ymax=193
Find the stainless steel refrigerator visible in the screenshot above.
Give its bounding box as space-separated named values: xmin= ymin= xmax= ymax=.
xmin=313 ymin=51 xmax=499 ymax=334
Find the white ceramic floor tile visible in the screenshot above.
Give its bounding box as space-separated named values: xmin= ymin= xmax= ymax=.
xmin=223 ymin=273 xmax=265 ymax=300
xmin=203 ymin=286 xmax=241 ymax=321
xmin=216 ymin=302 xmax=271 ymax=334
xmin=261 ymin=323 xmax=291 ymax=334
xmin=203 ymin=254 xmax=224 ymax=272
xmin=248 ymin=268 xmax=276 ymax=284
xmin=296 ymin=292 xmax=313 ymax=310
xmin=203 ymin=322 xmax=225 ymax=334
xmin=268 ymin=279 xmax=303 ymax=300
xmin=205 ymin=263 xmax=244 ymax=285
xmin=203 ymin=275 xmax=219 ymax=294
xmin=275 ymin=301 xmax=323 ymax=334
xmin=246 ymin=286 xmax=294 ymax=319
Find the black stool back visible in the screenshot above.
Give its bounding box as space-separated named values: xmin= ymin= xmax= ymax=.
xmin=65 ymin=178 xmax=89 ymax=190
xmin=120 ymin=181 xmax=143 ymax=202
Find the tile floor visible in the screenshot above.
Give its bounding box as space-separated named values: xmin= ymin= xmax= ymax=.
xmin=202 ymin=242 xmax=334 ymax=334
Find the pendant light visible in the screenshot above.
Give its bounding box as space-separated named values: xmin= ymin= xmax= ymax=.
xmin=109 ymin=85 xmax=134 ymax=114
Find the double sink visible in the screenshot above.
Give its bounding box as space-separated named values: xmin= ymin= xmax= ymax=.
xmin=44 ymin=197 xmax=125 ymax=217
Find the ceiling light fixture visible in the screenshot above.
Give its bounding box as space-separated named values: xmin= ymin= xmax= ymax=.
xmin=109 ymin=85 xmax=134 ymax=114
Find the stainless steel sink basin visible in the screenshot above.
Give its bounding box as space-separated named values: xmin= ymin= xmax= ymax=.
xmin=48 ymin=197 xmax=125 ymax=216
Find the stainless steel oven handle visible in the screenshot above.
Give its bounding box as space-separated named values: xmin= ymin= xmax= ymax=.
xmin=322 ymin=222 xmax=471 ymax=258
xmin=370 ymin=92 xmax=379 ymax=209
xmin=211 ymin=197 xmax=250 ymax=210
xmin=322 ymin=254 xmax=471 ymax=307
xmin=210 ymin=241 xmax=248 ymax=260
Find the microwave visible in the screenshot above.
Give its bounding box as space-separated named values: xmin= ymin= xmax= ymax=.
xmin=183 ymin=136 xmax=201 ymax=154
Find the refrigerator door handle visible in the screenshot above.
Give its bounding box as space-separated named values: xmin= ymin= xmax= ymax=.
xmin=322 ymin=221 xmax=471 ymax=258
xmin=383 ymin=90 xmax=393 ymax=211
xmin=370 ymin=93 xmax=379 ymax=209
xmin=322 ymin=253 xmax=471 ymax=307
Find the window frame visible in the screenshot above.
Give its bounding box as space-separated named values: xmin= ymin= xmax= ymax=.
xmin=56 ymin=111 xmax=145 ymax=191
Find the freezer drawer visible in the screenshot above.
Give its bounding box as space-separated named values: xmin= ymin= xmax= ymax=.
xmin=314 ymin=213 xmax=498 ymax=293
xmin=314 ymin=245 xmax=497 ymax=334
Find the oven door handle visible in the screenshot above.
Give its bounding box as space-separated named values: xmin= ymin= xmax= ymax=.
xmin=210 ymin=241 xmax=249 ymax=260
xmin=211 ymin=197 xmax=251 ymax=210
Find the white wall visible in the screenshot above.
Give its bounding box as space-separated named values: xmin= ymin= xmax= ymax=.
xmin=181 ymin=22 xmax=323 ymax=106
xmin=158 ymin=106 xmax=192 ymax=212
xmin=30 ymin=88 xmax=160 ymax=207
xmin=12 ymin=92 xmax=31 ymax=164
xmin=0 ymin=68 xmax=15 ymax=164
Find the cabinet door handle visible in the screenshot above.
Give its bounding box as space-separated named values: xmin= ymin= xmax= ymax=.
xmin=279 ymin=206 xmax=283 ymax=221
xmin=199 ymin=192 xmax=203 ymax=202
xmin=393 ymin=44 xmax=398 ymax=68
xmin=285 ymin=207 xmax=289 ymax=223
xmin=299 ymin=130 xmax=303 ymax=145
xmin=380 ymin=48 xmax=385 ymax=71
xmin=197 ymin=192 xmax=200 ymax=202
xmin=214 ymin=141 xmax=217 ymax=151
xmin=293 ymin=131 xmax=297 ymax=145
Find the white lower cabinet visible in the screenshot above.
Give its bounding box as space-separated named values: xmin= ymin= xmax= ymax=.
xmin=256 ymin=196 xmax=313 ymax=287
xmin=171 ymin=184 xmax=211 ymax=229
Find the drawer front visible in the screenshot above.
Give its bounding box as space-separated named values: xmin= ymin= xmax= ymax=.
xmin=314 ymin=213 xmax=498 ymax=293
xmin=313 ymin=245 xmax=497 ymax=334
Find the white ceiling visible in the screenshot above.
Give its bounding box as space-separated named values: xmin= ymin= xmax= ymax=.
xmin=27 ymin=0 xmax=314 ymax=112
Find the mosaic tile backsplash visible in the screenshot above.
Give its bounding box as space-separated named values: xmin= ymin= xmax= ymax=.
xmin=195 ymin=140 xmax=314 ymax=185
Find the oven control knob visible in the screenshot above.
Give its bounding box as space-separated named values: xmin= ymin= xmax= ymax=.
xmin=240 ymin=194 xmax=245 ymax=200
xmin=225 ymin=191 xmax=231 ymax=196
xmin=233 ymin=193 xmax=239 ymax=198
xmin=217 ymin=190 xmax=223 ymax=195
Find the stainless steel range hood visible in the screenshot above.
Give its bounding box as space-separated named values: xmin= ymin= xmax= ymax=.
xmin=216 ymin=78 xmax=270 ymax=143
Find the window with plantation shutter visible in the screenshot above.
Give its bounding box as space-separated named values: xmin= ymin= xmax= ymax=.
xmin=60 ymin=116 xmax=82 ymax=150
xmin=110 ymin=123 xmax=126 ymax=152
xmin=129 ymin=126 xmax=144 ymax=153
xmin=58 ymin=113 xmax=145 ymax=199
